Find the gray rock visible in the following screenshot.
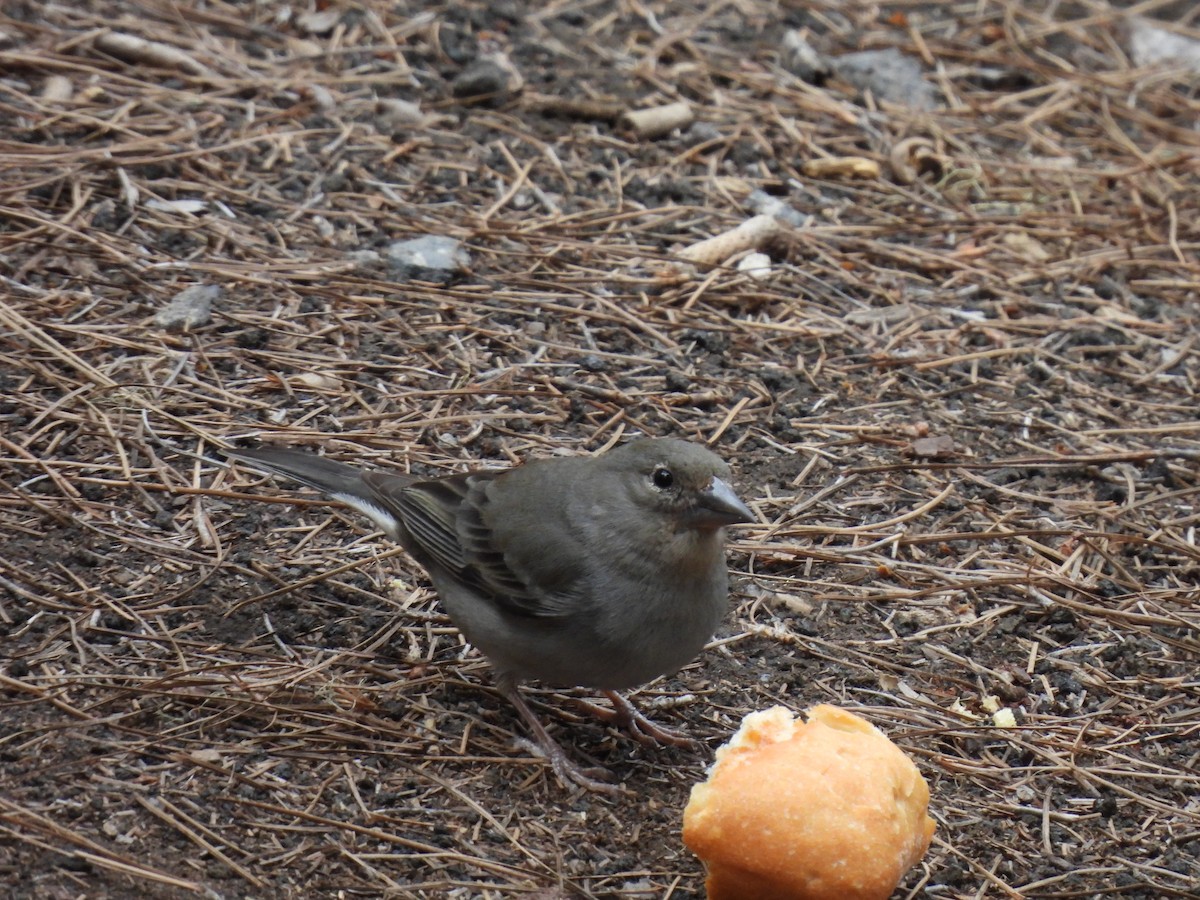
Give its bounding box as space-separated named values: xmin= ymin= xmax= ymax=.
xmin=384 ymin=235 xmax=470 ymax=282
xmin=155 ymin=284 xmax=220 ymax=331
xmin=834 ymin=47 xmax=939 ymax=110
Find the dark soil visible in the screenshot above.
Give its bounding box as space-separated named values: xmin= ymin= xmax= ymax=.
xmin=1 ymin=1 xmax=1198 ymax=898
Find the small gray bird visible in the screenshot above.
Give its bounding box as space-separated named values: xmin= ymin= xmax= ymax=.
xmin=225 ymin=438 xmax=753 ymax=791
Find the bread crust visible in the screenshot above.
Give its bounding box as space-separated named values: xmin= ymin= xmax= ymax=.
xmin=683 ymin=705 xmax=935 ymax=900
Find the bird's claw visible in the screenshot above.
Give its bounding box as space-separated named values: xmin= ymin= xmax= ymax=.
xmin=579 ymin=691 xmax=701 ymax=749
xmin=514 ymin=736 xmax=627 ymax=794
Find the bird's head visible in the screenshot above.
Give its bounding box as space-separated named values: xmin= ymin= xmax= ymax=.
xmin=609 ymin=438 xmax=754 ymax=532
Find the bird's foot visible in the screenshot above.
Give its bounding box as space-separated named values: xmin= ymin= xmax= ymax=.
xmin=513 ymin=737 xmax=626 ymax=795
xmin=579 ymin=690 xmax=701 ymax=749
xmin=504 ymin=684 xmax=628 ymax=794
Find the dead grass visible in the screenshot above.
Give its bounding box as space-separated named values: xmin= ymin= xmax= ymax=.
xmin=1 ymin=0 xmax=1198 ymax=897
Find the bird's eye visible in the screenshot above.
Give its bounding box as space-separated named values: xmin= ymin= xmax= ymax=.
xmin=652 ymin=466 xmax=674 ymax=489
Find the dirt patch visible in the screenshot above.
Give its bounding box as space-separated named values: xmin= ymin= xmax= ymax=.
xmin=1 ymin=0 xmax=1198 ymax=897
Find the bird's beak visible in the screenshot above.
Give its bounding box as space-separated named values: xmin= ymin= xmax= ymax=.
xmin=694 ymin=476 xmax=755 ymax=528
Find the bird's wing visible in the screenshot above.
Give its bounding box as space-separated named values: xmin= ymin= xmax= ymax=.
xmin=365 ymin=470 xmax=584 ymax=619
xmin=379 ymin=474 xmax=471 ymax=573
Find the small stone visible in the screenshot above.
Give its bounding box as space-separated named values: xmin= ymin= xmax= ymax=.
xmin=451 ymin=52 xmax=523 ymax=104
xmin=579 ymin=354 xmax=606 ymax=372
xmin=833 ymin=47 xmax=939 ymax=110
xmin=737 ymin=252 xmax=772 ymax=279
xmin=154 ymin=284 xmax=219 ymax=331
xmin=686 ymin=121 xmax=722 ymax=144
xmin=1129 ymin=18 xmax=1200 ymax=73
xmin=384 ymin=236 xmax=470 ymax=282
xmin=745 ymin=189 xmax=807 ymax=228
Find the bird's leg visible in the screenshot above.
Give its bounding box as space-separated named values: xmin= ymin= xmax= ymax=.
xmin=578 ymin=690 xmax=701 ymax=749
xmin=500 ymin=681 xmax=626 ymax=794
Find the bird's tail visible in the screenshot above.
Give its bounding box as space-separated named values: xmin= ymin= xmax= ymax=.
xmin=224 ymin=446 xmax=410 ymax=539
xmin=224 ymin=447 xmax=368 ymax=496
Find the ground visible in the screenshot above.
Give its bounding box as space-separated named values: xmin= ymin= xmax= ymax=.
xmin=1 ymin=1 xmax=1199 ymax=898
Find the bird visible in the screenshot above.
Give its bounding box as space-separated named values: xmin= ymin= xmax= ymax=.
xmin=224 ymin=437 xmax=753 ymax=791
